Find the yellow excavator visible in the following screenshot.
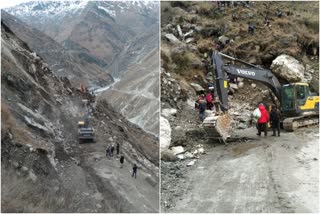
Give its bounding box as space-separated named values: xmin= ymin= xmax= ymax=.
xmin=78 ymin=113 xmax=95 ymax=144
xmin=204 ymin=52 xmax=319 ymax=140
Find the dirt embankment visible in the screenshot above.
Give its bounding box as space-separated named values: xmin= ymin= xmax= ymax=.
xmin=1 ymin=22 xmax=159 ymax=213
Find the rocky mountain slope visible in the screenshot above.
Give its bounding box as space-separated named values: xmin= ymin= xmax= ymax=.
xmin=1 ymin=10 xmax=113 ymax=87
xmin=101 ymin=47 xmax=160 ymax=135
xmin=5 ymin=1 xmax=160 ymax=135
xmin=160 ymin=1 xmax=319 ymax=130
xmin=1 ymin=22 xmax=159 ymax=213
xmin=6 ymin=1 xmax=159 ymax=73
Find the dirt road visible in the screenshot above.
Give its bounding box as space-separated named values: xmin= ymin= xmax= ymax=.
xmin=163 ymin=127 xmax=319 ymax=213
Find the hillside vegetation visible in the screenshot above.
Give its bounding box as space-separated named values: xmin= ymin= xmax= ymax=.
xmin=161 ymin=1 xmax=319 ymax=95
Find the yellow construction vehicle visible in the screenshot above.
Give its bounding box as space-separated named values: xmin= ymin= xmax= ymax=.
xmin=78 ymin=114 xmax=95 ymax=144
xmin=205 ymin=52 xmax=319 ymax=140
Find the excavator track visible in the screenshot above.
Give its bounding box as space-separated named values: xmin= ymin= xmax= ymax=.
xmin=283 ymin=113 xmax=319 ymax=131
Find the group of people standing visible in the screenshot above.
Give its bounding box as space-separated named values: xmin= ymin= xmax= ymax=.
xmin=195 ymin=88 xmax=216 ymax=122
xmin=106 ymin=143 xmax=119 ymax=157
xmin=106 ymin=142 xmax=138 ymax=179
xmin=255 ymin=103 xmax=281 ymax=137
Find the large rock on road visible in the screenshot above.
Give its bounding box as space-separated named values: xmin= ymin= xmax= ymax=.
xmin=271 ymin=55 xmax=305 ymax=82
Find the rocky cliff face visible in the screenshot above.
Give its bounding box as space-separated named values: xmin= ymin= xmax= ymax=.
xmin=5 ymin=1 xmax=159 ymax=73
xmin=1 ymin=10 xmax=114 ymax=88
xmin=1 ymin=22 xmax=159 ymax=213
xmin=5 ymin=1 xmax=160 ymax=135
xmin=101 ymin=47 xmax=160 ymax=135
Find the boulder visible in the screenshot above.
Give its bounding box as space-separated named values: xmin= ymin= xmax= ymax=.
xmin=187 ymin=99 xmax=195 ymax=108
xmin=237 ymin=77 xmax=244 ymax=82
xmin=30 ymin=64 xmax=36 ymax=73
xmin=271 ymin=55 xmax=304 ymax=82
xmin=185 ymin=38 xmax=194 ymax=44
xmin=184 ymin=152 xmax=194 ymax=159
xmin=177 ymin=154 xmax=185 ymax=160
xmin=177 ymin=25 xmax=183 ymax=38
xmin=171 ymin=146 xmax=184 ymax=155
xmin=161 ymin=149 xmax=177 ymax=162
xmin=160 ymin=116 xmax=171 ymax=151
xmin=190 ymin=83 xmax=205 ymax=93
xmin=165 ymin=24 xmax=173 ymax=31
xmin=187 ymin=160 xmax=196 ymax=166
xmin=165 ymin=34 xmax=181 ymax=44
xmin=12 ymin=161 xmax=20 ymax=168
xmin=162 ymin=108 xmax=177 ymax=119
xmin=184 ymin=30 xmax=194 ymax=38
xmin=236 ymin=122 xmax=248 ymax=129
xmin=229 ymin=83 xmax=238 ymax=90
xmin=206 ymin=72 xmax=214 ymax=82
xmin=28 ymin=171 xmax=38 ymax=182
xmin=21 ymin=166 xmax=29 ymax=172
xmin=24 ymin=116 xmax=53 ymax=135
xmin=198 ymin=148 xmax=205 ymax=154
xmin=218 ymin=35 xmax=230 ymax=45
xmin=251 ymin=83 xmax=256 ymax=88
xmin=238 ymin=82 xmax=244 ymax=88
xmin=174 ymin=126 xmax=183 ymax=132
xmin=205 ymin=110 xmax=215 ymax=118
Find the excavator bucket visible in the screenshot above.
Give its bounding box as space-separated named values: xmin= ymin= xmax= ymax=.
xmin=202 ymin=113 xmax=232 ymax=142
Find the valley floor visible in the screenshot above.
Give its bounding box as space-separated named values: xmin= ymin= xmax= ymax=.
xmin=161 ymin=127 xmax=319 ymax=213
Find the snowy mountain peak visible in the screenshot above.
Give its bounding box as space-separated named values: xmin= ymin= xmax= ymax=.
xmin=6 ymin=0 xmax=159 ymax=21
xmin=6 ymin=1 xmax=88 ymax=18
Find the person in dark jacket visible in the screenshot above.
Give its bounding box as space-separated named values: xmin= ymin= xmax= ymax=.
xmin=270 ymin=105 xmax=281 ymax=136
xmin=248 ymin=23 xmax=256 ymax=35
xmin=116 ymin=143 xmax=120 ymax=155
xmin=106 ymin=146 xmax=110 ymax=157
xmin=120 ymin=155 xmax=124 ymax=168
xmin=257 ymin=103 xmax=269 ymax=136
xmin=110 ymin=144 xmax=114 ymax=157
xmin=132 ymin=164 xmax=138 ymax=179
xmin=197 ymin=95 xmax=207 ymax=122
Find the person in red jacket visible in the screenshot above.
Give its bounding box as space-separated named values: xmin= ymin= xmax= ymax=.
xmin=257 ymin=103 xmax=269 ymax=136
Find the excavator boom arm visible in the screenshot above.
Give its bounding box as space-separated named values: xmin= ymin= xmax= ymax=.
xmin=213 ymin=52 xmax=282 ymax=111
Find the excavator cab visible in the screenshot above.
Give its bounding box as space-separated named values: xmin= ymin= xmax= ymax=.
xmin=281 ymin=83 xmax=318 ymax=117
xmin=78 ymin=115 xmax=95 ymax=144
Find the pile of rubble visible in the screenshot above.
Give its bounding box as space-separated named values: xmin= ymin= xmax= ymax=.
xmin=161 ymin=68 xmax=188 ymax=109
